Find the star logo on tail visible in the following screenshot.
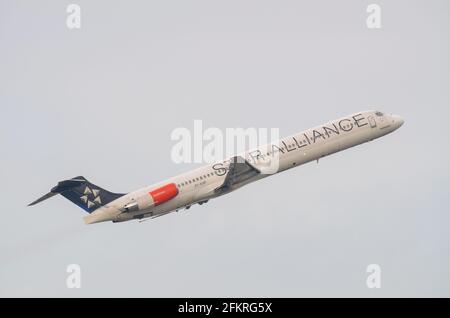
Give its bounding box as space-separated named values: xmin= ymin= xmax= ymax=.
xmin=80 ymin=186 xmax=101 ymax=209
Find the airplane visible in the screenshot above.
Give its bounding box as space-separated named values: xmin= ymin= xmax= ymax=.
xmin=29 ymin=110 xmax=404 ymax=224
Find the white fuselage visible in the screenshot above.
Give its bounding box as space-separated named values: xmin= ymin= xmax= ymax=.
xmin=84 ymin=110 xmax=404 ymax=224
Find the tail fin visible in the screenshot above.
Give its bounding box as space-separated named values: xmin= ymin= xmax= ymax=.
xmin=29 ymin=176 xmax=126 ymax=213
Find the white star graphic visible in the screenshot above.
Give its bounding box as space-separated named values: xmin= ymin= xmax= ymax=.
xmin=80 ymin=186 xmax=101 ymax=208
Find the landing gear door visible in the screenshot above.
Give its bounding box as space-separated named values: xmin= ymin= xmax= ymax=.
xmin=368 ymin=116 xmax=377 ymax=128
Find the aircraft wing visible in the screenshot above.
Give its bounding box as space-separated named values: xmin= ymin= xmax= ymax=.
xmin=215 ymin=156 xmax=260 ymax=193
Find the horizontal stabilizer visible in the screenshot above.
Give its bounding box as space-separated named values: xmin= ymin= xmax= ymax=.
xmin=28 ymin=192 xmax=58 ymax=206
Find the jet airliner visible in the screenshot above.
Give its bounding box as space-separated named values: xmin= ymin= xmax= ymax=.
xmin=29 ymin=110 xmax=404 ymax=224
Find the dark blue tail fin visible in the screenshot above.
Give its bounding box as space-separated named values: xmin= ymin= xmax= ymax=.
xmin=29 ymin=176 xmax=126 ymax=213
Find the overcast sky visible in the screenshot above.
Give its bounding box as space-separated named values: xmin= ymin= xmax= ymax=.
xmin=1 ymin=0 xmax=449 ymax=297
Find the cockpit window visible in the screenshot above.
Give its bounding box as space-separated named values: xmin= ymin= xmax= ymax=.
xmin=375 ymin=111 xmax=384 ymax=116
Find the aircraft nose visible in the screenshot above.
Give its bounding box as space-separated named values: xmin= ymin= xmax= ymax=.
xmin=392 ymin=115 xmax=404 ymax=129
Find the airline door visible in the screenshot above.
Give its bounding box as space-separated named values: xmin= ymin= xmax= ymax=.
xmin=368 ymin=116 xmax=377 ymax=128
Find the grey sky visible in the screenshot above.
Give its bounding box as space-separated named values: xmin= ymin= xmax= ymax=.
xmin=1 ymin=0 xmax=449 ymax=297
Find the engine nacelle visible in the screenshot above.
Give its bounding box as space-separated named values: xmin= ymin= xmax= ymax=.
xmin=121 ymin=183 xmax=179 ymax=213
